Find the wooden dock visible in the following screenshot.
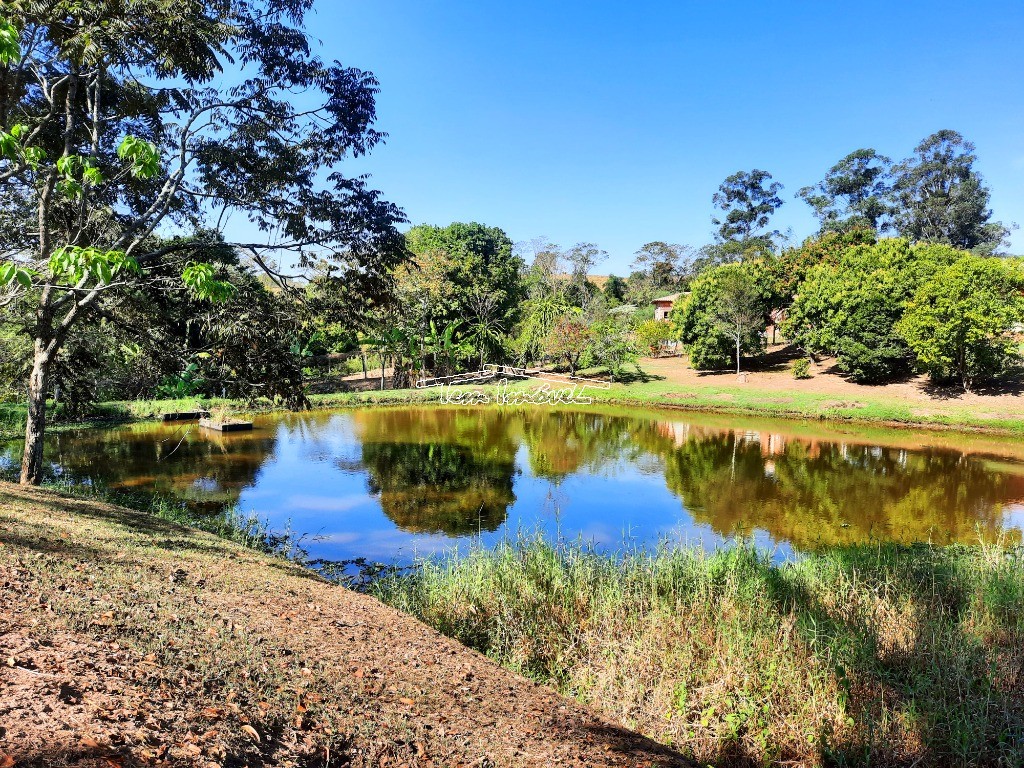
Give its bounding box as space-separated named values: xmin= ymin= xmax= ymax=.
xmin=161 ymin=411 xmax=208 ymax=422
xmin=199 ymin=418 xmax=253 ymax=433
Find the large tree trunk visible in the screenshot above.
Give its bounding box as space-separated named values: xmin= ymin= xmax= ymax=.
xmin=20 ymin=343 xmax=51 ymax=486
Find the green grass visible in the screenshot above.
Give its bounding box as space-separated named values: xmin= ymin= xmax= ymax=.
xmin=4 ymin=361 xmax=1024 ymax=445
xmin=372 ymin=536 xmax=1024 ymax=767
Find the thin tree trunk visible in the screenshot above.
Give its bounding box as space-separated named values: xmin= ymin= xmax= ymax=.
xmin=361 ymin=353 xmax=367 ymax=380
xmin=20 ymin=344 xmax=51 ymax=486
xmin=735 ymin=335 xmax=741 ymax=375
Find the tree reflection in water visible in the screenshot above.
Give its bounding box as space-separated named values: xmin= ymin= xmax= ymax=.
xmin=352 ymin=408 xmax=519 ymax=534
xmin=4 ymin=406 xmax=1023 ymax=552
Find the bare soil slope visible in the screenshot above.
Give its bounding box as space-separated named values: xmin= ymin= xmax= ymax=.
xmin=0 ymin=484 xmax=690 ymax=767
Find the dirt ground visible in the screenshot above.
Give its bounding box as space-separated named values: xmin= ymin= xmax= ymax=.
xmin=640 ymin=344 xmax=1024 ymax=415
xmin=0 ymin=483 xmax=691 ymax=768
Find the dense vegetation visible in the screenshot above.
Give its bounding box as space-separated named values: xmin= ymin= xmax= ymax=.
xmin=1 ymin=4 xmax=1021 ymax=470
xmin=375 ymin=537 xmax=1024 ymax=767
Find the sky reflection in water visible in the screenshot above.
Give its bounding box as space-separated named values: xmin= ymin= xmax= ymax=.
xmin=4 ymin=405 xmax=1024 ymax=564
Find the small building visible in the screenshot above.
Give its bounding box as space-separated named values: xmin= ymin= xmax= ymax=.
xmin=652 ymin=293 xmax=681 ymax=321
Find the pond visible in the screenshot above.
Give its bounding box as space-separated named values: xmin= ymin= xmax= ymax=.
xmin=3 ymin=405 xmax=1024 ymax=563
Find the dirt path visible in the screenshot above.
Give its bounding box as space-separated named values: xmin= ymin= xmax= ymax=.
xmin=0 ymin=484 xmax=691 ymax=767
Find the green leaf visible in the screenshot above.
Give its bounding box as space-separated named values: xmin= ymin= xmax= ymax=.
xmin=0 ymin=19 xmax=20 ymax=66
xmin=58 ymin=177 xmax=83 ymax=200
xmin=182 ymin=262 xmax=234 ymax=302
xmin=23 ymin=146 xmax=46 ymax=169
xmin=117 ymin=135 xmax=161 ymax=179
xmin=82 ymin=164 xmax=104 ymax=186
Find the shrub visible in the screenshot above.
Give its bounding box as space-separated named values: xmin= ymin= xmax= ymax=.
xmin=783 ymin=239 xmax=960 ymax=383
xmin=792 ymin=358 xmax=811 ymax=379
xmin=897 ymin=255 xmax=1024 ymax=390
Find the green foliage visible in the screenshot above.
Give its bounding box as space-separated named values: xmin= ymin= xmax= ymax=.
xmin=631 ymin=241 xmax=690 ymax=291
xmin=48 ymin=246 xmax=138 ymax=285
xmin=674 ymin=262 xmax=770 ymax=371
xmin=542 ymin=313 xmax=592 ymax=375
xmin=893 ymin=130 xmax=1008 ymax=254
xmin=602 ymin=274 xmax=626 ymax=303
xmin=896 ymin=256 xmax=1024 ymax=390
xmin=181 ymin=262 xmax=235 ymax=302
xmin=634 ymin=319 xmax=673 ymax=356
xmin=0 ymin=17 xmax=19 ymax=64
xmin=712 ymin=169 xmax=784 ymax=250
xmin=403 ymin=222 xmax=523 ymax=326
xmin=784 ymin=239 xmax=960 ymax=383
xmin=0 ymin=261 xmax=35 ymax=288
xmin=588 ymin=316 xmax=639 ymax=379
xmin=514 ymin=292 xmax=574 ymax=365
xmin=116 ymin=136 xmax=161 ymax=179
xmin=767 ymin=228 xmax=876 ymax=300
xmin=792 ymin=357 xmax=811 ymax=379
xmin=797 ymin=148 xmax=893 ymax=234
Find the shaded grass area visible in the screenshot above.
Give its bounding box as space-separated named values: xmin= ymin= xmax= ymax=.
xmin=372 ymin=537 xmax=1024 ymax=767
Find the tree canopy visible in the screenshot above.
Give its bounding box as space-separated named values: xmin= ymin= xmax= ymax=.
xmin=0 ymin=2 xmax=407 ymax=483
xmin=892 ymin=130 xmax=1008 ymax=254
xmin=711 ymin=169 xmax=785 ymax=252
xmin=797 ymin=149 xmax=893 ymax=234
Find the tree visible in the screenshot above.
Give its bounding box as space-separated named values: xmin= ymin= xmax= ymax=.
xmin=631 ymin=241 xmax=691 ymax=290
xmin=513 ymin=291 xmax=573 ymax=366
xmin=404 ymin=223 xmax=523 ymax=326
xmin=635 ymin=319 xmax=673 ymax=357
xmin=783 ymin=239 xmax=960 ymax=383
xmin=543 ymin=313 xmax=592 ymax=376
xmin=674 ymin=262 xmax=769 ymax=372
xmin=767 ymin=228 xmax=877 ymax=301
xmin=896 ymin=256 xmax=1024 ymax=390
xmin=563 ymin=242 xmax=607 ymax=306
xmin=709 ymin=267 xmax=767 ymax=374
xmin=797 ymin=149 xmax=893 ymax=233
xmin=589 ymin=316 xmax=639 ymax=380
xmin=711 ymin=170 xmax=784 ymax=251
xmin=892 ymin=130 xmax=1009 ymax=254
xmin=465 ymin=289 xmax=507 ymax=368
xmin=0 ymin=6 xmax=407 ymax=484
xmin=602 ymin=274 xmax=626 ymax=304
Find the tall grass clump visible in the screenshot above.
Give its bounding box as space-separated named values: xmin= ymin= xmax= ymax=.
xmin=372 ymin=536 xmax=1024 ymax=767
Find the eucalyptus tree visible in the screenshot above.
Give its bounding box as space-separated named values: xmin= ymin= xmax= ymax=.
xmin=797 ymin=148 xmax=894 ymax=234
xmin=631 ymin=241 xmax=692 ymax=290
xmin=0 ymin=3 xmax=406 ymax=484
xmin=893 ymin=130 xmax=1008 ymax=254
xmin=711 ymin=169 xmax=784 ymax=254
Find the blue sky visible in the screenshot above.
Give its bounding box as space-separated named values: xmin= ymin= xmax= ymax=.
xmin=311 ymin=0 xmax=1024 ymax=273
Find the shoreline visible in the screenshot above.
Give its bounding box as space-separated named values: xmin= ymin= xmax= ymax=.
xmin=4 ymin=376 xmax=1024 ymax=444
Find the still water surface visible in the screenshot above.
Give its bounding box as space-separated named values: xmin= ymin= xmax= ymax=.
xmin=4 ymin=405 xmax=1024 ymax=562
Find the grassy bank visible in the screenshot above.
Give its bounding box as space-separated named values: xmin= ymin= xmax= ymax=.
xmin=4 ymin=364 xmax=1024 ymax=442
xmin=373 ymin=537 xmax=1024 ymax=767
